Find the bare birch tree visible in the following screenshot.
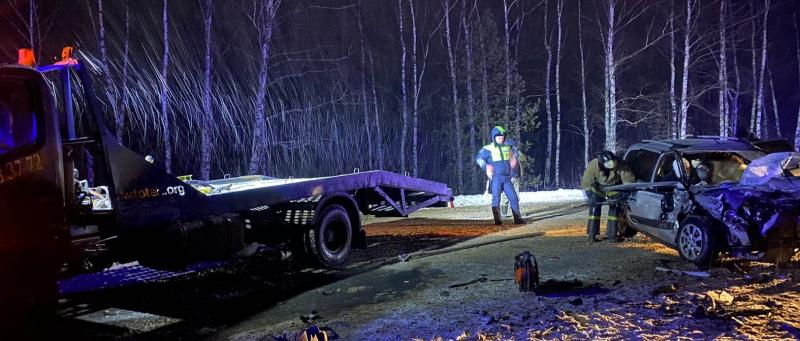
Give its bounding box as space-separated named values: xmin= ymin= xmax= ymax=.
xmin=161 ymin=0 xmax=172 ymax=172
xmin=669 ymin=7 xmax=678 ymax=138
xmin=678 ymin=0 xmax=694 ymax=139
xmin=578 ymin=0 xmax=589 ymax=167
xmin=368 ymin=50 xmax=384 ymax=170
xmin=768 ymin=67 xmax=780 ymax=138
xmin=96 ymin=0 xmax=121 ymax=137
xmin=794 ymin=13 xmax=800 ymax=150
xmin=443 ymin=0 xmax=463 ymax=193
xmin=122 ymin=0 xmax=130 ymax=138
xmin=554 ymin=0 xmax=563 ymax=187
xmin=462 ymin=0 xmax=477 ymax=191
xmin=718 ymin=0 xmax=728 ymax=137
xmin=543 ymin=0 xmax=553 ymax=184
xmin=248 ymin=0 xmax=282 ymax=174
xmin=357 ymin=0 xmax=373 ymax=170
xmin=200 ymin=0 xmax=214 ymax=180
xmin=397 ymin=0 xmax=409 ymax=174
xmin=755 ymin=0 xmax=770 ymax=139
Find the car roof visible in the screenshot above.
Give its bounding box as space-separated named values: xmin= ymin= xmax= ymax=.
xmin=627 ymin=137 xmax=762 ymax=153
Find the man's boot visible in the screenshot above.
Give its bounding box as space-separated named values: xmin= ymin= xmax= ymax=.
xmin=492 ymin=207 xmax=503 ymax=225
xmin=512 ymin=210 xmax=526 ymax=224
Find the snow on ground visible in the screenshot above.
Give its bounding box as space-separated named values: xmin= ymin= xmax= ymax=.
xmin=453 ymin=189 xmax=586 ymax=207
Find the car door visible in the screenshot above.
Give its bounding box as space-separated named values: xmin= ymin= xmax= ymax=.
xmin=625 ymin=151 xmax=684 ymax=247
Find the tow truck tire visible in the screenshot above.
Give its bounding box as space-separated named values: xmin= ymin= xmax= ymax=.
xmin=677 ymin=216 xmax=718 ymax=268
xmin=304 ymin=205 xmax=352 ymax=268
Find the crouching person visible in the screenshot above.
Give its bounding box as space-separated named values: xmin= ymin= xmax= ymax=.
xmin=581 ymin=151 xmax=634 ymax=242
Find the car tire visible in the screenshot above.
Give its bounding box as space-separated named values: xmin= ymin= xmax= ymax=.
xmin=618 ymin=215 xmax=638 ymax=239
xmin=676 ymin=216 xmax=718 ymax=268
xmin=303 ymin=205 xmax=353 ymax=268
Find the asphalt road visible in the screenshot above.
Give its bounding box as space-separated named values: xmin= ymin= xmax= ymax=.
xmin=49 ymin=202 xmax=800 ymax=340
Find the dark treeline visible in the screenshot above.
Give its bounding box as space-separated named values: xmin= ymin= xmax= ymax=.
xmin=1 ymin=0 xmax=798 ymax=194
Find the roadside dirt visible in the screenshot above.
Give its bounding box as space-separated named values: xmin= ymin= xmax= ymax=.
xmin=214 ymin=207 xmax=800 ymax=341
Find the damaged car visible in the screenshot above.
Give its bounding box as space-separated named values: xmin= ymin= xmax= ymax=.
xmin=608 ymin=138 xmax=800 ymax=267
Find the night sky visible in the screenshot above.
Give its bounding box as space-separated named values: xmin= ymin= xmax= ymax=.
xmin=1 ymin=0 xmax=798 ymax=193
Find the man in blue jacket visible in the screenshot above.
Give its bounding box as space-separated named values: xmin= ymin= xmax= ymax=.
xmin=476 ymin=126 xmax=524 ymax=225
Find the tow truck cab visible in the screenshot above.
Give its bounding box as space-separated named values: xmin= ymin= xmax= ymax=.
xmin=0 ymin=50 xmax=253 ymax=275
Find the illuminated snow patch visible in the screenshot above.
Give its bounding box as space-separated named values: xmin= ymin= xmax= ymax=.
xmin=75 ymin=308 xmax=182 ymax=333
xmin=452 ymin=189 xmax=586 ymax=207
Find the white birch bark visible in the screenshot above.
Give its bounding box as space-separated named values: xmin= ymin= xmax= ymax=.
xmin=462 ymin=0 xmax=476 ymax=191
xmin=578 ymin=0 xmax=589 ymax=167
xmin=669 ymin=7 xmax=677 ymax=139
xmin=543 ymin=0 xmax=553 ymax=185
xmin=718 ymin=0 xmax=728 ymax=138
xmin=750 ymin=15 xmax=758 ymax=134
xmin=200 ymin=0 xmax=213 ymax=180
xmin=678 ymin=0 xmax=693 ymax=139
xmin=357 ymin=1 xmax=373 ymax=169
xmin=122 ymin=0 xmax=130 ymax=138
xmin=161 ymin=0 xmax=172 ymax=172
xmin=605 ymin=0 xmax=617 ymax=151
xmin=409 ymin=0 xmax=420 ymax=177
xmin=768 ymin=67 xmax=780 ymax=137
xmin=554 ymin=0 xmax=563 ymax=187
xmin=248 ymin=0 xmax=281 ymax=175
xmin=369 ymin=50 xmax=384 ymax=169
xmin=443 ymin=0 xmax=462 ymax=193
xmin=794 ymin=14 xmax=800 ymax=150
xmin=755 ymin=0 xmax=770 ymax=139
xmin=481 ymin=39 xmax=489 ymax=144
xmin=397 ymin=0 xmax=408 ymax=173
xmin=97 ymin=0 xmax=120 ymax=138
xmin=502 ymin=0 xmax=512 ymax=126
xmin=730 ymin=14 xmax=741 ymax=136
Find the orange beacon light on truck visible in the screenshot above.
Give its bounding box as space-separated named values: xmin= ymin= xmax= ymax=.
xmin=17 ymin=48 xmax=36 ymax=67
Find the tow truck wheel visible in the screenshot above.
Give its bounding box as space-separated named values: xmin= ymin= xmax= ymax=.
xmin=304 ymin=204 xmax=352 ymax=268
xmin=677 ymin=216 xmax=718 ymax=268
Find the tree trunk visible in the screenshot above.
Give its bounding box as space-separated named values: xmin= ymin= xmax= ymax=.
xmin=794 ymin=13 xmax=800 ymax=150
xmin=121 ymin=0 xmax=130 ymax=139
xmin=731 ymin=17 xmax=741 ymax=137
xmin=554 ymin=0 xmax=563 ymax=187
xmin=200 ymin=0 xmax=213 ymax=180
xmin=368 ymin=50 xmax=384 ymax=170
xmin=768 ymin=67 xmax=780 ymax=137
xmin=679 ymin=0 xmax=692 ymax=139
xmin=443 ymin=0 xmax=462 ymax=193
xmin=462 ymin=0 xmax=476 ymax=192
xmin=755 ymin=0 xmax=770 ymax=139
xmin=248 ymin=0 xmax=281 ymax=175
xmin=502 ymin=0 xmax=512 ymax=127
xmin=669 ymin=7 xmax=677 ymax=139
xmin=409 ymin=0 xmax=420 ymax=177
xmin=397 ymin=0 xmax=408 ymax=174
xmin=605 ymin=0 xmax=617 ymax=151
xmin=750 ymin=14 xmax=758 ymax=134
xmin=357 ymin=1 xmax=373 ymax=170
xmin=578 ymin=0 xmax=589 ymax=167
xmin=718 ymin=0 xmax=728 ymax=137
xmin=97 ymin=0 xmax=120 ymax=138
xmin=543 ymin=0 xmax=552 ymax=186
xmin=481 ymin=39 xmax=489 ymax=145
xmin=161 ymin=0 xmax=172 ymax=172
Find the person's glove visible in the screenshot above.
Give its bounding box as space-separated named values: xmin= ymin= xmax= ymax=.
xmin=592 ymin=181 xmax=604 ymax=193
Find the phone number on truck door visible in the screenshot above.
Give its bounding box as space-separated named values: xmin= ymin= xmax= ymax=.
xmin=0 ymin=154 xmax=44 ymax=185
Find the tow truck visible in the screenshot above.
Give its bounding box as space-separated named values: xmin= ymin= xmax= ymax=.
xmin=0 ymin=48 xmax=451 ymax=334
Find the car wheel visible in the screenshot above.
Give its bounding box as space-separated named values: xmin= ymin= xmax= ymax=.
xmin=304 ymin=205 xmax=352 ymax=268
xmin=676 ymin=217 xmax=718 ymax=267
xmin=618 ymin=214 xmax=638 ymax=239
